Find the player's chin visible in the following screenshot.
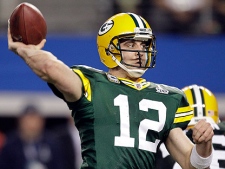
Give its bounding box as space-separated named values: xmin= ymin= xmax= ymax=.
xmin=128 ymin=66 xmax=146 ymax=70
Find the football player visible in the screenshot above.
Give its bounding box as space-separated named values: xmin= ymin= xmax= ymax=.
xmin=156 ymin=84 xmax=225 ymax=169
xmin=8 ymin=13 xmax=213 ymax=168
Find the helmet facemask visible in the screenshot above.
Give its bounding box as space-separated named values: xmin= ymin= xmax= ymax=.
xmin=106 ymin=28 xmax=157 ymax=78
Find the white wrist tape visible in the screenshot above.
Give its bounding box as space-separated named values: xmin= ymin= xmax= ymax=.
xmin=190 ymin=145 xmax=213 ymax=169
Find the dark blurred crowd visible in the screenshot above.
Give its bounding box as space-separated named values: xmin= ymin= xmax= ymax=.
xmin=0 ymin=104 xmax=82 ymax=169
xmin=1 ymin=0 xmax=225 ymax=35
xmin=113 ymin=0 xmax=225 ymax=35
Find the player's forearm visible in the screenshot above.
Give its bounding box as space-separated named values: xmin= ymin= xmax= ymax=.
xmin=17 ymin=47 xmax=59 ymax=82
xmin=17 ymin=47 xmax=83 ymax=102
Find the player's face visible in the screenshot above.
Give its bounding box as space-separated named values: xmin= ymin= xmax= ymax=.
xmin=119 ymin=40 xmax=149 ymax=69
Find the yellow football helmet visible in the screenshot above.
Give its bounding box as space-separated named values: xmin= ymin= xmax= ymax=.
xmin=182 ymin=84 xmax=219 ymax=128
xmin=97 ymin=12 xmax=157 ymax=78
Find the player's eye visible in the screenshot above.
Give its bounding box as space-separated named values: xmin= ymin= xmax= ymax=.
xmin=126 ymin=43 xmax=134 ymax=48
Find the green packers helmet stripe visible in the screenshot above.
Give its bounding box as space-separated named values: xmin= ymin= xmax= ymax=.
xmin=190 ymin=85 xmax=206 ymax=117
xmin=199 ymin=87 xmax=206 ymax=116
xmin=128 ymin=13 xmax=146 ymax=28
xmin=190 ymin=88 xmax=197 ymax=116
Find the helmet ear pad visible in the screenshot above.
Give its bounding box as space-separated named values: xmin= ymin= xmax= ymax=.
xmin=99 ymin=43 xmax=121 ymax=69
xmin=98 ymin=46 xmax=117 ymax=68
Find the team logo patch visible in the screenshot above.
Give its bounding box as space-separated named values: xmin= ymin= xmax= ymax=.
xmin=156 ymin=87 xmax=169 ymax=94
xmin=106 ymin=73 xmax=120 ymax=84
xmin=135 ymin=83 xmax=142 ymax=89
xmin=98 ymin=20 xmax=114 ymax=36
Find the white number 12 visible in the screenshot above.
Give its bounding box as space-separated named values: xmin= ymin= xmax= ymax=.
xmin=114 ymin=94 xmax=166 ymax=152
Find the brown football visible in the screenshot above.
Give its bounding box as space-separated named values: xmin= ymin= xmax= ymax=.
xmin=9 ymin=2 xmax=47 ymax=45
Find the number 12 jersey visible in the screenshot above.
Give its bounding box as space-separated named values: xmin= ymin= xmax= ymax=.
xmin=48 ymin=65 xmax=193 ymax=169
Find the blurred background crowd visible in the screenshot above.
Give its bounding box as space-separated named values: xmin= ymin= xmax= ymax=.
xmin=0 ymin=0 xmax=225 ymax=35
xmin=0 ymin=0 xmax=225 ymax=168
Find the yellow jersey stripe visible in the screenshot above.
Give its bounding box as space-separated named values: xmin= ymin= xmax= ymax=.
xmin=176 ymin=106 xmax=192 ymax=114
xmin=174 ymin=110 xmax=193 ymax=123
xmin=119 ymin=78 xmax=150 ymax=90
xmin=73 ymin=69 xmax=92 ymax=101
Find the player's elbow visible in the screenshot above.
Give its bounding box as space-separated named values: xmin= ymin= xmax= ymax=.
xmin=40 ymin=57 xmax=59 ymax=82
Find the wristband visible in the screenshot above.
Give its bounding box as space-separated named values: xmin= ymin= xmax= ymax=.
xmin=190 ymin=144 xmax=213 ymax=169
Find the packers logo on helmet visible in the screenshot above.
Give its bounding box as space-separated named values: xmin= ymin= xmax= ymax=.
xmin=98 ymin=20 xmax=114 ymax=36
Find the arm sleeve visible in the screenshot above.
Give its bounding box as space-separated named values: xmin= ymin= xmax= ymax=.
xmin=172 ymin=92 xmax=193 ymax=130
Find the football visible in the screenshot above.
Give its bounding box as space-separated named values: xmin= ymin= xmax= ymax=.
xmin=9 ymin=2 xmax=47 ymax=45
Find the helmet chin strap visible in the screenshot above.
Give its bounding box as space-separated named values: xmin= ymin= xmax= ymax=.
xmin=112 ymin=55 xmax=147 ymax=78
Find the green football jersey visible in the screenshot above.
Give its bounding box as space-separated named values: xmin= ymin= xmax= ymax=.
xmin=48 ymin=65 xmax=193 ymax=169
